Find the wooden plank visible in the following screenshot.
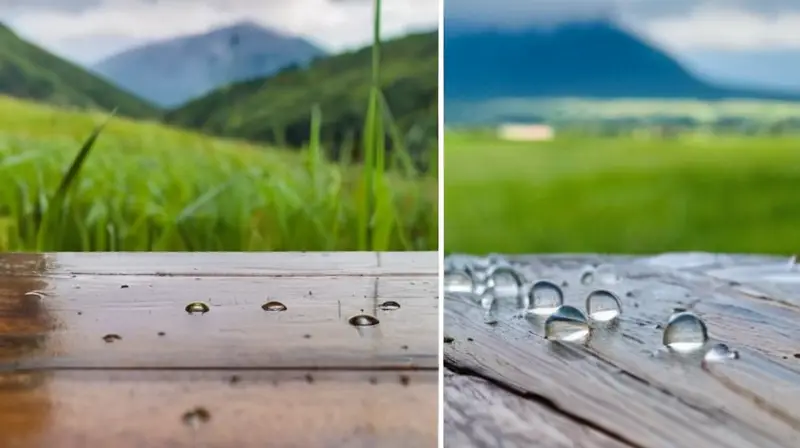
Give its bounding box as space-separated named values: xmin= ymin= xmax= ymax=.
xmin=0 ymin=261 xmax=438 ymax=370
xmin=443 ymin=368 xmax=627 ymax=448
xmin=0 ymin=252 xmax=438 ymax=277
xmin=444 ymin=253 xmax=800 ymax=448
xmin=0 ymin=370 xmax=437 ymax=448
xmin=0 ymin=252 xmax=439 ymax=447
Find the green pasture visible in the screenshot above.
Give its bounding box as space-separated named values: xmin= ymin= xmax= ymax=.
xmin=0 ymin=96 xmax=437 ymax=251
xmin=444 ymin=130 xmax=800 ymax=254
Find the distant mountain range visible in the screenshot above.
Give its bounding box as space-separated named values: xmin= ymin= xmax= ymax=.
xmin=165 ymin=31 xmax=438 ymax=153
xmin=444 ymin=21 xmax=800 ymax=102
xmin=92 ymin=21 xmax=327 ymax=107
xmin=0 ymin=22 xmax=158 ymax=118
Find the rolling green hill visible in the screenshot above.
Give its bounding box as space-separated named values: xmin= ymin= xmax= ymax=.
xmin=164 ymin=31 xmax=437 ymax=157
xmin=0 ymin=23 xmax=159 ymax=118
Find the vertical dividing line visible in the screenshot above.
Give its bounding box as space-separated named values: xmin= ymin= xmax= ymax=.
xmin=436 ymin=0 xmax=446 ymax=446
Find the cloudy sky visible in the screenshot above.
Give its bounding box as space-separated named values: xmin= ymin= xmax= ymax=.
xmin=446 ymin=0 xmax=800 ymax=52
xmin=2 ymin=0 xmax=439 ymax=63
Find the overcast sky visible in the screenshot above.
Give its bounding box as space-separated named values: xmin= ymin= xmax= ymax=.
xmin=446 ymin=0 xmax=800 ymax=52
xmin=2 ymin=0 xmax=439 ymax=63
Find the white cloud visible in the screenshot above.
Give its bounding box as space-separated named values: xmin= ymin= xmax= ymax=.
xmin=5 ymin=0 xmax=438 ymax=62
xmin=629 ymin=6 xmax=800 ymax=50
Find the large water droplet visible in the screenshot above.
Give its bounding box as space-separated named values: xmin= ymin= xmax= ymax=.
xmin=704 ymin=343 xmax=739 ymax=363
xmin=261 ymin=301 xmax=287 ymax=311
xmin=595 ymin=264 xmax=621 ymax=285
xmin=545 ymin=305 xmax=590 ymax=343
xmin=585 ymin=290 xmax=622 ymax=323
xmin=379 ymin=301 xmax=401 ymax=311
xmin=527 ymin=281 xmax=564 ymax=316
xmin=185 ymin=302 xmax=210 ymax=314
xmin=444 ymin=270 xmax=473 ymax=294
xmin=662 ymin=311 xmax=708 ymax=353
xmin=349 ymin=314 xmax=379 ymax=326
xmin=486 ymin=265 xmax=525 ymax=299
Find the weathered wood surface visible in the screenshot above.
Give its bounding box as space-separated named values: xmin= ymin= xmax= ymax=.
xmin=443 ymin=253 xmax=800 ymax=448
xmin=0 ymin=252 xmax=438 ymax=448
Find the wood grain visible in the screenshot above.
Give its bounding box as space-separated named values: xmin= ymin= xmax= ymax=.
xmin=444 ymin=253 xmax=800 ymax=448
xmin=0 ymin=252 xmax=438 ymax=448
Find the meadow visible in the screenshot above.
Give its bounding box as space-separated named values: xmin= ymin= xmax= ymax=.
xmin=0 ymin=96 xmax=437 ymax=251
xmin=444 ymin=130 xmax=800 ymax=255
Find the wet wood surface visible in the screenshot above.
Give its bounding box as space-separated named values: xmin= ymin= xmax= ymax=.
xmin=443 ymin=253 xmax=800 ymax=448
xmin=0 ymin=252 xmax=439 ymax=448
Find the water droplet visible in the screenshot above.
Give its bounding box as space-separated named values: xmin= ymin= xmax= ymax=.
xmin=261 ymin=301 xmax=287 ymax=311
xmin=704 ymin=343 xmax=739 ymax=363
xmin=486 ymin=265 xmax=525 ymax=299
xmin=527 ymin=281 xmax=564 ymax=316
xmin=580 ymin=268 xmax=595 ymax=285
xmin=444 ymin=270 xmax=473 ymax=294
xmin=585 ymin=290 xmax=622 ymax=323
xmin=545 ymin=305 xmax=590 ymax=343
xmin=185 ymin=302 xmax=210 ymax=314
xmin=662 ymin=311 xmax=708 ymax=353
xmin=788 ymin=255 xmax=796 ymax=271
xmin=595 ymin=264 xmax=621 ymax=284
xmin=102 ymin=334 xmax=122 ymax=343
xmin=349 ymin=314 xmax=379 ymax=326
xmin=379 ymin=301 xmax=401 ymax=311
xmin=182 ymin=407 xmax=211 ymax=429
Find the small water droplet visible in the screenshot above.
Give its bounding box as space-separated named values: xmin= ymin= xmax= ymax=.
xmin=662 ymin=311 xmax=708 ymax=353
xmin=580 ymin=268 xmax=595 ymax=285
xmin=585 ymin=290 xmax=622 ymax=323
xmin=545 ymin=305 xmax=590 ymax=343
xmin=185 ymin=302 xmax=210 ymax=314
xmin=349 ymin=314 xmax=379 ymax=326
xmin=102 ymin=334 xmax=122 ymax=343
xmin=444 ymin=270 xmax=473 ymax=294
xmin=788 ymin=255 xmax=796 ymax=271
xmin=527 ymin=281 xmax=564 ymax=316
xmin=261 ymin=301 xmax=287 ymax=311
xmin=595 ymin=264 xmax=621 ymax=284
xmin=379 ymin=301 xmax=401 ymax=311
xmin=182 ymin=407 xmax=210 ymax=429
xmin=704 ymin=343 xmax=739 ymax=363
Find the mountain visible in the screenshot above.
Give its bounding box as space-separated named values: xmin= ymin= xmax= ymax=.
xmin=0 ymin=23 xmax=158 ymax=118
xmin=93 ymin=21 xmax=327 ymax=107
xmin=444 ymin=21 xmax=798 ymax=101
xmin=164 ymin=31 xmax=437 ymax=156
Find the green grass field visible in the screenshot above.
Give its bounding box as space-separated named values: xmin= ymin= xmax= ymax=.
xmin=0 ymin=96 xmax=437 ymax=251
xmin=444 ymin=130 xmax=800 ymax=255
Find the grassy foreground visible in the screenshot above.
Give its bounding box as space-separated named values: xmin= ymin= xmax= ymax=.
xmin=444 ymin=130 xmax=800 ymax=255
xmin=0 ymin=96 xmax=437 ymax=251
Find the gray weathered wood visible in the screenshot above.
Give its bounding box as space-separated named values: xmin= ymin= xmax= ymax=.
xmin=444 ymin=253 xmax=800 ymax=448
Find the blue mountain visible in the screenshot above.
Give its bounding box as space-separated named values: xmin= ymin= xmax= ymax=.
xmin=444 ymin=21 xmax=798 ymax=101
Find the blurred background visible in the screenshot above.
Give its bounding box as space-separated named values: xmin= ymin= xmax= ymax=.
xmin=444 ymin=0 xmax=800 ymax=255
xmin=0 ymin=0 xmax=438 ymax=252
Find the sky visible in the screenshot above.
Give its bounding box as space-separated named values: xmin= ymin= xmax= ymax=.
xmin=446 ymin=0 xmax=800 ymax=52
xmin=2 ymin=0 xmax=439 ymax=64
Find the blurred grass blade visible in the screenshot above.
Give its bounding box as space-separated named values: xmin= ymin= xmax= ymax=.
xmin=53 ymin=109 xmax=116 ymax=203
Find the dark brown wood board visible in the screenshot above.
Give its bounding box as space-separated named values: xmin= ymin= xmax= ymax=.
xmin=0 ymin=252 xmax=439 ymax=448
